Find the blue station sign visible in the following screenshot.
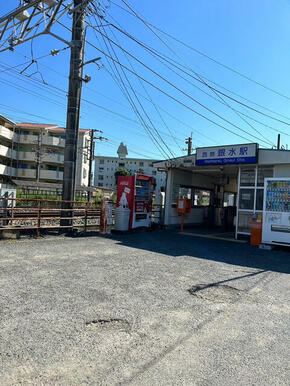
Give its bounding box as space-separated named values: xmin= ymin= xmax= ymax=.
xmin=196 ymin=143 xmax=258 ymax=166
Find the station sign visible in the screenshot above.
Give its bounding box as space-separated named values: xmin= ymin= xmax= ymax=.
xmin=196 ymin=143 xmax=258 ymax=166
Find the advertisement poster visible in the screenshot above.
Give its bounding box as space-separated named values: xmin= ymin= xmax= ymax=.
xmin=116 ymin=176 xmax=134 ymax=211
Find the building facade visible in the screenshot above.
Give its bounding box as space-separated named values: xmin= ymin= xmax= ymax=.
xmin=0 ymin=115 xmax=90 ymax=188
xmin=154 ymin=143 xmax=290 ymax=239
xmin=94 ymin=143 xmax=166 ymax=193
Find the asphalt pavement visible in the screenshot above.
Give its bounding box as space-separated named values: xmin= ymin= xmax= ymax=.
xmin=0 ymin=230 xmax=289 ymax=385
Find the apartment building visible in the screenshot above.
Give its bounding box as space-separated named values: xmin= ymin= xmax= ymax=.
xmin=94 ymin=142 xmax=166 ymax=193
xmin=0 ymin=115 xmax=90 ymax=188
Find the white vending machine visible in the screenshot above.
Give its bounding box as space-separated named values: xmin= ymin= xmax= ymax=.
xmin=262 ymin=178 xmax=290 ymax=246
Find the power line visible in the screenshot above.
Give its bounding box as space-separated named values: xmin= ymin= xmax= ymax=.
xmin=87 ymin=25 xmax=274 ymax=146
xmin=104 ymin=17 xmax=274 ymax=146
xmin=115 ymin=0 xmax=290 ymax=102
xmin=104 ymin=18 xmax=183 ymax=153
xmin=101 ymin=19 xmax=290 ymax=128
xmin=90 ymin=12 xmax=175 ymax=159
xmin=95 ymin=29 xmax=285 ymax=141
xmin=90 ymin=15 xmax=170 ymax=159
xmin=0 ymin=59 xmax=196 ymax=149
xmin=58 ymin=19 xmax=270 ymax=145
xmin=6 ymin=47 xmax=212 ymax=145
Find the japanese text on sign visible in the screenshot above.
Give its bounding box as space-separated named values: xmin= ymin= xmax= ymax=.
xmin=196 ymin=143 xmax=257 ymax=166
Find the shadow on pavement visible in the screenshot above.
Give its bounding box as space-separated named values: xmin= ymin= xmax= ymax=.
xmin=105 ymin=230 xmax=290 ymax=274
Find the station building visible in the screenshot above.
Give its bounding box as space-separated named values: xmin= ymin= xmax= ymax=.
xmin=154 ymin=143 xmax=290 ymax=240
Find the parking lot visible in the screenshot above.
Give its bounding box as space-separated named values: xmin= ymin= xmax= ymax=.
xmin=0 ymin=231 xmax=289 ymax=385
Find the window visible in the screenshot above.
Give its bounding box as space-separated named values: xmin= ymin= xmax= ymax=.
xmin=98 ymin=183 xmax=103 ymax=187
xmin=83 ymin=168 xmax=87 ymax=179
xmin=193 ymin=189 xmax=210 ymax=206
xmin=47 ymin=165 xmax=57 ymax=171
xmin=99 ymin=159 xmax=104 ymax=164
xmin=139 ymin=161 xmax=144 ymax=167
xmin=149 ymin=163 xmax=153 ymax=167
xmin=240 ymin=168 xmax=255 ymax=187
xmin=119 ymin=163 xmax=125 ymax=167
xmin=99 ymin=167 xmax=104 ymax=171
xmin=256 ymin=189 xmax=264 ymax=211
xmin=239 ymin=188 xmax=255 ymax=210
xmin=152 ymin=170 xmax=157 ymax=175
xmin=99 ymin=175 xmax=104 ymax=180
xmin=84 ymin=153 xmax=87 ymax=164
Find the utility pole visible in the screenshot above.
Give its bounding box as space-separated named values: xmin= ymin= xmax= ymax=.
xmin=87 ymin=129 xmax=107 ymax=201
xmin=61 ymin=0 xmax=87 ymax=227
xmin=185 ymin=134 xmax=193 ymax=156
xmin=36 ymin=132 xmax=41 ymax=182
xmin=87 ymin=129 xmax=95 ymax=202
xmin=277 ymin=134 xmax=281 ymax=150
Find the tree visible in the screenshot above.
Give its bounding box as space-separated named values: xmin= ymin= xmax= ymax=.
xmin=114 ymin=168 xmax=130 ymax=184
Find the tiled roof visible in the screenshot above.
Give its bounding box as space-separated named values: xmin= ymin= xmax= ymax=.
xmin=16 ymin=123 xmax=58 ymax=129
xmin=15 ymin=123 xmax=89 ymax=133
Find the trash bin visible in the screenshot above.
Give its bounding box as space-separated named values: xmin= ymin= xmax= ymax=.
xmin=114 ymin=206 xmax=130 ymax=231
xmin=250 ymin=214 xmax=263 ymax=246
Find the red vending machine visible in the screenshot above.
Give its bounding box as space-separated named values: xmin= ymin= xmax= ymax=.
xmin=117 ymin=174 xmax=155 ymax=229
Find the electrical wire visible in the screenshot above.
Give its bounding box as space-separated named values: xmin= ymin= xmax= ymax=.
xmin=104 ymin=15 xmax=274 ymax=145
xmin=56 ymin=19 xmax=279 ymax=146
xmin=87 ymin=26 xmax=274 ymax=146
xmin=103 ymin=16 xmax=183 ymax=153
xmin=90 ymin=12 xmax=175 ymax=159
xmin=115 ymin=0 xmax=290 ymax=102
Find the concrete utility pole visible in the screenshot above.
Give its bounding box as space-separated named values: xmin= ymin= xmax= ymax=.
xmin=36 ymin=132 xmax=42 ymax=182
xmin=185 ymin=134 xmax=193 ymax=156
xmin=87 ymin=129 xmax=95 ymax=202
xmin=61 ymin=0 xmax=87 ymax=226
xmin=87 ymin=130 xmax=107 ymax=201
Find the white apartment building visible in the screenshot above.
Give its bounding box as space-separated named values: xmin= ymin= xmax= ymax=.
xmin=94 ymin=142 xmax=166 ymax=193
xmin=0 ymin=115 xmax=90 ymax=188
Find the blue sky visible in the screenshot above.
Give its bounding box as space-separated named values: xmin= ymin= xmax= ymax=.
xmin=0 ymin=0 xmax=290 ymax=159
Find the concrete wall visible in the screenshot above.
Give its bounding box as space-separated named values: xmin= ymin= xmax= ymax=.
xmin=274 ymin=164 xmax=290 ymax=178
xmin=259 ymin=149 xmax=290 ymax=165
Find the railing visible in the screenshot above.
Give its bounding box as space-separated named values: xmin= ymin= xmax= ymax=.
xmin=0 ymin=164 xmax=16 ymax=177
xmin=0 ymin=125 xmax=16 ymax=141
xmin=0 ymin=198 xmax=163 ymax=237
xmin=0 ymin=197 xmax=106 ymax=237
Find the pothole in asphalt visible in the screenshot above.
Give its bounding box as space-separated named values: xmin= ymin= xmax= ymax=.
xmin=188 ymin=284 xmax=243 ymax=303
xmin=85 ymin=318 xmax=130 ymax=332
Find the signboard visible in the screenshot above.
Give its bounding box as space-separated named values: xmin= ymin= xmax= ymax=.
xmin=196 ymin=143 xmax=258 ymax=166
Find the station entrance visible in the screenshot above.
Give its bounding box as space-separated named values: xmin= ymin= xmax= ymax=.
xmin=163 ymin=164 xmax=273 ymax=239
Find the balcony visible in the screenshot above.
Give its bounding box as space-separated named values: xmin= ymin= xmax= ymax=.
xmin=19 ymin=134 xmax=65 ymax=148
xmin=42 ymin=136 xmax=65 ymax=147
xmin=17 ymin=168 xmax=36 ymax=179
xmin=42 ymin=152 xmax=64 ymax=164
xmin=0 ymin=125 xmax=17 ymax=142
xmin=17 ymin=150 xmax=64 ymax=164
xmin=0 ymin=164 xmax=16 ymax=177
xmin=40 ymin=169 xmax=63 ymax=181
xmin=0 ymin=144 xmax=16 ymax=159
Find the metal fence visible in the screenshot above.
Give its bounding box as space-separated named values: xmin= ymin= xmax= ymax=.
xmin=0 ymin=198 xmax=163 ymax=237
